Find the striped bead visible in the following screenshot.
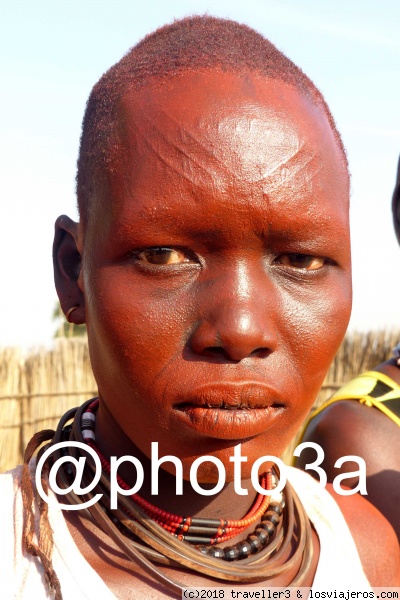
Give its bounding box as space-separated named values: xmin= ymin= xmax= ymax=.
xmin=82 ymin=411 xmax=96 ymax=440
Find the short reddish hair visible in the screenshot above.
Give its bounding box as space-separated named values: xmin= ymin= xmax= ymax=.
xmin=76 ymin=15 xmax=347 ymax=224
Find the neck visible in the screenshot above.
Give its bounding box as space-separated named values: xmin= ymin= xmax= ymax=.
xmin=95 ymin=399 xmax=259 ymax=519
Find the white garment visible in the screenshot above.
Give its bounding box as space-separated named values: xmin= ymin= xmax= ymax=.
xmin=285 ymin=466 xmax=371 ymax=589
xmin=0 ymin=465 xmax=371 ymax=599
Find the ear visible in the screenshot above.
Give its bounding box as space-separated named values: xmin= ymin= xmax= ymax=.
xmin=392 ymin=155 xmax=400 ymax=245
xmin=53 ymin=215 xmax=86 ymax=324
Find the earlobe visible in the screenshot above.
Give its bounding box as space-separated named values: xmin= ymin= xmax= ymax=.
xmin=392 ymin=155 xmax=400 ymax=245
xmin=53 ymin=215 xmax=86 ymax=324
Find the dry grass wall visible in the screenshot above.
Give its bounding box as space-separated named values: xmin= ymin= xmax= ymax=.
xmin=1 ymin=330 xmax=399 ymax=472
xmin=0 ymin=338 xmax=96 ymax=472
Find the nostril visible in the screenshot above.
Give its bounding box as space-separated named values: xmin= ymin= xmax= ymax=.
xmin=250 ymin=348 xmax=271 ymax=359
xmin=202 ymin=346 xmax=270 ymax=362
xmin=204 ymin=347 xmax=228 ymax=357
xmin=203 ymin=347 xmax=241 ymax=362
xmin=190 ymin=315 xmax=277 ymax=362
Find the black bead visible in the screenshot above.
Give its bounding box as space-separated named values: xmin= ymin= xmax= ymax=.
xmin=263 ymin=510 xmax=281 ymax=526
xmin=184 ymin=535 xmax=213 ymax=544
xmin=188 ymin=526 xmax=220 ymax=535
xmin=224 ymin=545 xmax=240 ymax=561
xmin=236 ymin=540 xmax=252 ymax=559
xmin=259 ymin=519 xmax=275 ymax=536
xmin=208 ymin=546 xmax=225 ymax=559
xmin=268 ymin=502 xmax=283 ymax=516
xmin=255 ymin=527 xmax=269 ymax=544
xmin=191 ymin=518 xmax=222 ymax=527
xmin=197 ymin=545 xmax=210 ymax=555
xmin=247 ymin=534 xmax=263 ymax=553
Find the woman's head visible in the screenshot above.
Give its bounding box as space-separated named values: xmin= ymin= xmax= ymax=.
xmin=54 ymin=16 xmax=352 ymax=481
xmin=392 ymin=155 xmax=400 ymax=244
xmin=76 ymin=15 xmax=348 ymax=228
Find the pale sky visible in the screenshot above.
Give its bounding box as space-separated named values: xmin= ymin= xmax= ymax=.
xmin=1 ymin=0 xmax=399 ymax=348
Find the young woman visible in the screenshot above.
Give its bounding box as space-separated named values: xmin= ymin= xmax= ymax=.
xmin=2 ymin=16 xmax=399 ymax=599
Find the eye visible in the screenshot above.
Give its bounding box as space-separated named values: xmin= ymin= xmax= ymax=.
xmin=275 ymin=253 xmax=327 ymax=271
xmin=135 ymin=247 xmax=193 ymax=265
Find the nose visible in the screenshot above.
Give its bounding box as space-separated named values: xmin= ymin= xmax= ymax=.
xmin=190 ymin=261 xmax=278 ymax=362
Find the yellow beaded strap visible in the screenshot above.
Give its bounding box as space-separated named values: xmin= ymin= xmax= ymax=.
xmin=303 ymin=371 xmax=400 ymax=434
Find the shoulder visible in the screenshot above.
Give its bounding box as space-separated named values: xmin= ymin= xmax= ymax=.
xmin=286 ymin=467 xmax=400 ymax=586
xmin=296 ymin=400 xmax=371 ymax=480
xmin=375 ymin=359 xmax=400 ymax=384
xmin=302 ymin=362 xmax=400 ymax=446
xmin=0 ymin=465 xmax=40 ymax=558
xmin=0 ymin=467 xmax=24 ymax=578
xmin=0 ymin=465 xmax=23 ymax=503
xmin=304 ymin=362 xmax=400 ymax=454
xmin=301 ymin=398 xmax=386 ymax=446
xmin=297 ymin=398 xmax=400 ymax=479
xmin=0 ymin=466 xmax=25 ymax=530
xmin=327 ymin=484 xmax=400 ymax=586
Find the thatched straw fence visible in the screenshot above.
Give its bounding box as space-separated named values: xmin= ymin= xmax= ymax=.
xmin=0 ymin=338 xmax=96 ymax=472
xmin=1 ymin=330 xmax=399 ymax=472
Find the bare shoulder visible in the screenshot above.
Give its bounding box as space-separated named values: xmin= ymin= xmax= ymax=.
xmin=299 ymin=399 xmax=380 ymax=454
xmin=297 ymin=400 xmax=400 ymax=479
xmin=375 ymin=359 xmax=400 ymax=385
xmin=327 ymin=484 xmax=400 ymax=586
xmin=299 ymin=361 xmax=400 ymax=469
xmin=296 ymin=401 xmax=372 ymax=484
xmin=299 ymin=360 xmax=400 ymax=464
xmin=296 ymin=394 xmax=400 ymax=541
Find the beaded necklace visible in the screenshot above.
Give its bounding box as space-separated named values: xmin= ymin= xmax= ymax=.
xmin=24 ymin=398 xmax=314 ymax=599
xmin=81 ymin=398 xmax=284 ymax=561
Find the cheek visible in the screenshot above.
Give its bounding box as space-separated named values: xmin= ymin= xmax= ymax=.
xmin=86 ymin=269 xmax=193 ymax=387
xmin=279 ymin=274 xmax=352 ymax=401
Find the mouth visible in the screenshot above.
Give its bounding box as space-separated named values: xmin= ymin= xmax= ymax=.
xmin=174 ymin=383 xmax=285 ymax=440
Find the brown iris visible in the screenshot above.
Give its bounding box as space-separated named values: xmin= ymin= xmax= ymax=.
xmin=136 ymin=247 xmax=191 ymax=265
xmin=276 ymin=253 xmax=326 ymax=271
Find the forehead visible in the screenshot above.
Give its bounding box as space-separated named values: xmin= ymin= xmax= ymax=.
xmin=98 ymin=70 xmax=348 ymax=234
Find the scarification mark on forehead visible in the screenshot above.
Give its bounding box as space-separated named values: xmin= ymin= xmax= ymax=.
xmin=118 ymin=102 xmax=322 ymax=206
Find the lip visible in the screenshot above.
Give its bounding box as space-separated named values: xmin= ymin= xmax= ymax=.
xmin=174 ymin=382 xmax=285 ymax=440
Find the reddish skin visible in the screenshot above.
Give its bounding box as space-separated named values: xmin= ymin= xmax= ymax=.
xmin=297 ymin=164 xmax=400 ymax=543
xmin=296 ymin=372 xmax=400 ymax=540
xmin=297 ymin=361 xmax=400 ymax=542
xmin=53 ymin=70 xmax=400 ymax=594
